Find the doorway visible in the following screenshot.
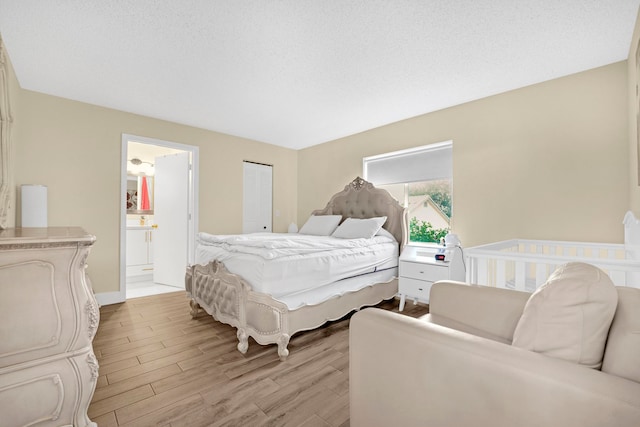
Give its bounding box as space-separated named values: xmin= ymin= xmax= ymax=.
xmin=120 ymin=134 xmax=199 ymax=300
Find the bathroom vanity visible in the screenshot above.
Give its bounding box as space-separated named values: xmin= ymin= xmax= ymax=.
xmin=126 ymin=225 xmax=154 ymax=280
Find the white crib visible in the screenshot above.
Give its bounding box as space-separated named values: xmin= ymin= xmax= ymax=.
xmin=465 ymin=211 xmax=640 ymax=291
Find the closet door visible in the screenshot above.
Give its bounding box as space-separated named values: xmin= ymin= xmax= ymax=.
xmin=243 ymin=161 xmax=272 ymax=233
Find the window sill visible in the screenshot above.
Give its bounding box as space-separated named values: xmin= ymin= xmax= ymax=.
xmin=406 ymin=242 xmax=442 ymax=248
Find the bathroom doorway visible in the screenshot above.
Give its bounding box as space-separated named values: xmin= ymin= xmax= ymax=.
xmin=120 ymin=134 xmax=199 ymax=299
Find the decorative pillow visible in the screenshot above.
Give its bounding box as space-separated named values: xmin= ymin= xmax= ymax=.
xmin=298 ymin=215 xmax=342 ymax=236
xmin=512 ymin=262 xmax=618 ymax=369
xmin=331 ymin=216 xmax=387 ymax=239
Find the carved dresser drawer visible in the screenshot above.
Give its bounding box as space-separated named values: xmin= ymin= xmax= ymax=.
xmin=0 ymin=227 xmax=98 ymax=427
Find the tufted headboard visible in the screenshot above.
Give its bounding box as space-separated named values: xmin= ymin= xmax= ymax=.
xmin=311 ymin=177 xmax=408 ymax=250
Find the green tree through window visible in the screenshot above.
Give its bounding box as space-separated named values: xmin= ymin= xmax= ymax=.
xmin=409 ymin=217 xmax=449 ymax=243
xmin=407 ymin=180 xmax=451 ymax=243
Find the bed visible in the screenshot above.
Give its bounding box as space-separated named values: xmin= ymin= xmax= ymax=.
xmin=465 ymin=211 xmax=640 ymax=291
xmin=185 ymin=177 xmax=407 ymax=360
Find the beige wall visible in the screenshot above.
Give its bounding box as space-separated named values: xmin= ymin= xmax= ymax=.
xmin=5 ymin=41 xmax=632 ymax=294
xmin=14 ymin=90 xmax=297 ymax=294
xmin=629 ymin=7 xmax=640 ymax=213
xmin=299 ymin=62 xmax=629 ymax=247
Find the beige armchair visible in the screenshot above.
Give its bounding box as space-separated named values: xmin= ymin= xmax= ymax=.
xmin=350 ymin=276 xmax=640 ymax=427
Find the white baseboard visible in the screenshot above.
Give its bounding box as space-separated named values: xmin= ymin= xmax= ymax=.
xmin=95 ymin=291 xmax=125 ymax=307
xmin=126 ymin=273 xmax=153 ymax=283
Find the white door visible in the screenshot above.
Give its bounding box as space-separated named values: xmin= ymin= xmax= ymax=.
xmin=153 ymin=152 xmax=190 ymax=287
xmin=243 ymin=162 xmax=272 ymax=233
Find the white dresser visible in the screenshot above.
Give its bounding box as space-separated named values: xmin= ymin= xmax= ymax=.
xmin=0 ymin=227 xmax=98 ymax=427
xmin=398 ymin=245 xmax=465 ymax=310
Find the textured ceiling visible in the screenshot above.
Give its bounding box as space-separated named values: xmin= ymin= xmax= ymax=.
xmin=0 ymin=1 xmax=638 ymax=150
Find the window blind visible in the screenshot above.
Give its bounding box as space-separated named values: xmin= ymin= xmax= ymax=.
xmin=363 ymin=141 xmax=452 ymax=185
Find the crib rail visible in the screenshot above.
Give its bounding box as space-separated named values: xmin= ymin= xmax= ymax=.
xmin=465 ymin=239 xmax=640 ymax=291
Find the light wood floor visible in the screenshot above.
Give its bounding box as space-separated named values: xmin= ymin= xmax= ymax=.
xmin=89 ymin=291 xmax=429 ymax=426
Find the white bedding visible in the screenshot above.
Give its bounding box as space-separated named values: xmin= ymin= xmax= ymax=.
xmin=195 ymin=232 xmax=399 ymax=303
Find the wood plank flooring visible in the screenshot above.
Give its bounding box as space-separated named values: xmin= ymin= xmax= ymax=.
xmin=90 ymin=291 xmax=429 ymax=426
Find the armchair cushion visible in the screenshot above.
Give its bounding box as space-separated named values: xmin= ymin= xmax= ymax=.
xmin=512 ymin=262 xmax=617 ymax=369
xmin=601 ymin=286 xmax=640 ymax=382
xmin=427 ymin=281 xmax=530 ymax=344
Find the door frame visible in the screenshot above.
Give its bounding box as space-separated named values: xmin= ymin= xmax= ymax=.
xmin=119 ymin=134 xmax=199 ymax=302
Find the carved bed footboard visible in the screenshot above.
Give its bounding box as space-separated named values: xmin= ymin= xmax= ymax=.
xmin=186 ymin=260 xmax=399 ymax=360
xmin=186 ymin=261 xmax=293 ymax=359
xmin=186 ymin=261 xmax=249 ymax=353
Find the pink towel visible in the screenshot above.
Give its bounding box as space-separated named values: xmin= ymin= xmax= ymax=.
xmin=140 ymin=177 xmax=150 ymax=210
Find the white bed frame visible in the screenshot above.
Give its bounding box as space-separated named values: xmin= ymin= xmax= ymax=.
xmin=465 ymin=211 xmax=640 ymax=291
xmin=185 ymin=177 xmax=407 ymax=360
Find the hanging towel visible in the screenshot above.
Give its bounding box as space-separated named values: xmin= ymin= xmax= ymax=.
xmin=140 ymin=176 xmax=150 ymax=210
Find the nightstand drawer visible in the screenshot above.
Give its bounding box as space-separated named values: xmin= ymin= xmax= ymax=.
xmin=400 ymin=261 xmax=449 ymax=282
xmin=399 ymin=277 xmax=432 ymax=302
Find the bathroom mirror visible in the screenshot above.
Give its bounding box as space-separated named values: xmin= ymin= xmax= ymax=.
xmin=126 ymin=175 xmax=154 ymax=214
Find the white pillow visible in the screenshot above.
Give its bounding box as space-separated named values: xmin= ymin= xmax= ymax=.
xmin=298 ymin=215 xmax=342 ymax=236
xmin=331 ymin=216 xmax=387 ymax=239
xmin=512 ymin=262 xmax=618 ymax=369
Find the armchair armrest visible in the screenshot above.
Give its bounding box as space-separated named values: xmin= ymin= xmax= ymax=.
xmin=350 ymin=308 xmax=640 ymax=427
xmin=427 ymin=281 xmax=531 ymax=343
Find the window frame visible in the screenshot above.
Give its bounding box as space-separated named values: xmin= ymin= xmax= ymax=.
xmin=363 ymin=141 xmax=453 ymax=247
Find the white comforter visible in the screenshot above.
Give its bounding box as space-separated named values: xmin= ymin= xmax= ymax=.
xmin=197 ymin=232 xmax=392 ymax=259
xmin=195 ymin=232 xmax=399 ymax=301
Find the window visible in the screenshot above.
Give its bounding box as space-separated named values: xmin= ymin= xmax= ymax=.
xmin=363 ymin=141 xmax=452 ymax=244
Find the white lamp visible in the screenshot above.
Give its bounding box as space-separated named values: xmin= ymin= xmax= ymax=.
xmin=444 ymin=233 xmax=461 ymax=248
xmin=21 ymin=184 xmax=48 ymax=227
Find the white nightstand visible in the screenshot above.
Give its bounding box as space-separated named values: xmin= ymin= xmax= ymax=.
xmin=398 ymin=245 xmax=465 ymax=310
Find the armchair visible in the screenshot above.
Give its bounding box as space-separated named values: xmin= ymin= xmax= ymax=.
xmin=350 ymin=279 xmax=640 ymax=427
